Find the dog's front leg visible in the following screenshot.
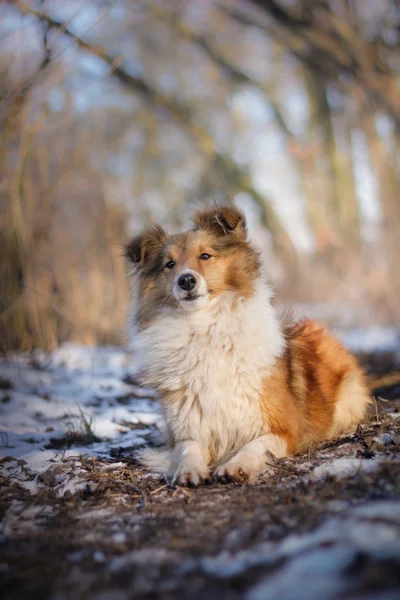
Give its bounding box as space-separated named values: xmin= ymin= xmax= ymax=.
xmin=172 ymin=440 xmax=210 ymax=487
xmin=214 ymin=434 xmax=287 ymax=483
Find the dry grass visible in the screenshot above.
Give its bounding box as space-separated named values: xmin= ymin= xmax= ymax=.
xmin=0 ymin=99 xmax=130 ymax=351
xmin=1 ymin=18 xmax=400 ymax=352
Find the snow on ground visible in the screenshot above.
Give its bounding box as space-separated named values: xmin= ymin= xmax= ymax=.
xmin=0 ymin=338 xmax=399 ymax=500
xmin=0 ymin=344 xmax=161 ymax=498
xmin=310 ymin=456 xmax=381 ymax=480
xmin=0 ymin=330 xmax=398 ymax=490
xmin=336 ymin=326 xmax=400 ymax=355
xmin=247 ymin=501 xmax=400 ymax=600
xmin=0 ymin=338 xmax=400 ymax=599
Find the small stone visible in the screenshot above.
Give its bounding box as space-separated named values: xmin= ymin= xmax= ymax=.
xmin=112 ymin=533 xmax=126 ymax=545
xmin=94 ymin=551 xmax=106 ymax=562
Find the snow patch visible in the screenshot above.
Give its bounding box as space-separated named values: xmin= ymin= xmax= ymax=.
xmin=0 ymin=344 xmax=160 ymax=496
xmin=311 ymin=457 xmax=380 ymax=480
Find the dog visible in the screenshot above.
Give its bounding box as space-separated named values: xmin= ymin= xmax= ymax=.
xmin=125 ymin=206 xmax=370 ymax=485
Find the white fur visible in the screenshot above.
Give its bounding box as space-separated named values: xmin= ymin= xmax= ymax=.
xmin=214 ymin=434 xmax=287 ymax=481
xmin=131 ymin=277 xmax=286 ymax=476
xmin=172 ymin=441 xmax=210 ymax=486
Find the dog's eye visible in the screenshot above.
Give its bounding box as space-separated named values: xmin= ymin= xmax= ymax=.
xmin=165 ymin=260 xmax=175 ymax=270
xmin=200 ymin=253 xmax=211 ymax=260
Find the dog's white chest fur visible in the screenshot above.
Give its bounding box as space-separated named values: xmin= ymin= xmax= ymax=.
xmin=131 ymin=280 xmax=285 ymax=461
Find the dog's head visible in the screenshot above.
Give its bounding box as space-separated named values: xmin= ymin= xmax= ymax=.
xmin=126 ymin=206 xmax=261 ymax=318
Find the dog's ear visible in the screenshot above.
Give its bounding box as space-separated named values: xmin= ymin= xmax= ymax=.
xmin=125 ymin=225 xmax=168 ymax=268
xmin=193 ymin=206 xmax=247 ymax=239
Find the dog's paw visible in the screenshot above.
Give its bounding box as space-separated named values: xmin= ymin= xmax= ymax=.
xmin=172 ymin=464 xmax=210 ymax=487
xmin=214 ymin=455 xmax=267 ymax=484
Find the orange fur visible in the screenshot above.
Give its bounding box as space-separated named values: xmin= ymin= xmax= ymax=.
xmin=261 ymin=318 xmax=369 ymax=455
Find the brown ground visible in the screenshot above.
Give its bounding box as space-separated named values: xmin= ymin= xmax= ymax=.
xmin=1 ymin=353 xmax=400 ymax=600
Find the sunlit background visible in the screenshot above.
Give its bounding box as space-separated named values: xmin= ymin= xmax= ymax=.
xmin=1 ymin=0 xmax=400 ymax=351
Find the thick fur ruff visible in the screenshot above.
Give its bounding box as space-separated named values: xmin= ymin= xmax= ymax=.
xmin=126 ymin=206 xmax=370 ymax=485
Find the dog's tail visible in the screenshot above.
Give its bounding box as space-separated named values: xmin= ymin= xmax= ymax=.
xmin=139 ymin=446 xmax=176 ymax=476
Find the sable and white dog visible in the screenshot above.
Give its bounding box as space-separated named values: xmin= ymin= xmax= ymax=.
xmin=126 ymin=206 xmax=370 ymax=486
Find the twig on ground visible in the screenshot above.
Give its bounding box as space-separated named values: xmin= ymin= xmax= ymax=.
xmin=150 ymin=484 xmax=168 ymax=495
xmin=267 ymin=462 xmax=297 ymax=474
xmin=372 ymin=396 xmax=380 ymax=424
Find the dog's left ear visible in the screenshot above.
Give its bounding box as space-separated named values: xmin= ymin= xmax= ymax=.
xmin=125 ymin=225 xmax=168 ymax=268
xmin=193 ymin=206 xmax=247 ymax=239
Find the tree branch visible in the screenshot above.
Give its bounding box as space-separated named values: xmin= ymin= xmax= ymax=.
xmin=9 ymin=0 xmax=295 ymax=253
xmin=220 ymin=0 xmax=400 ymax=130
xmin=247 ymin=0 xmax=400 ymax=130
xmin=149 ymin=4 xmax=294 ymax=139
xmin=251 ymin=0 xmax=312 ymax=28
xmin=0 ymin=33 xmax=52 ymax=125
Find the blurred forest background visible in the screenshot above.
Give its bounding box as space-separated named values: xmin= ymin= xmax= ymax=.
xmin=1 ymin=0 xmax=400 ymax=351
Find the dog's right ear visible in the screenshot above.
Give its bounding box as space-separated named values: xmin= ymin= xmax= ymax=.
xmin=193 ymin=206 xmax=247 ymax=239
xmin=125 ymin=225 xmax=168 ymax=268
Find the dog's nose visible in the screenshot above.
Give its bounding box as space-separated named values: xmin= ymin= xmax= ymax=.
xmin=178 ymin=273 xmax=197 ymax=291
